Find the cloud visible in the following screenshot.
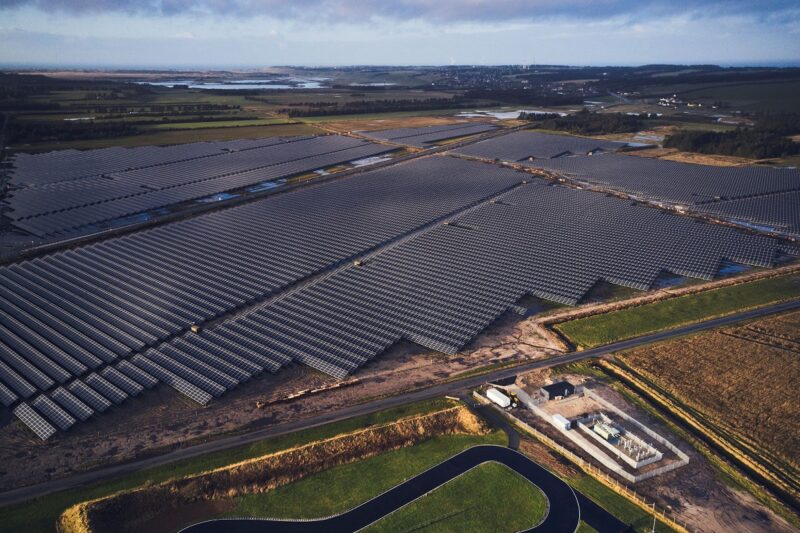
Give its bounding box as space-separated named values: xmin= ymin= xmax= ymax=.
xmin=1 ymin=0 xmax=798 ymax=23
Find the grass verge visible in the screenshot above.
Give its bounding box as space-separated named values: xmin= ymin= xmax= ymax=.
xmin=555 ymin=273 xmax=800 ymax=348
xmin=362 ymin=461 xmax=547 ymax=533
xmin=227 ymin=430 xmax=507 ymax=521
xmin=0 ymin=397 xmax=458 ymax=533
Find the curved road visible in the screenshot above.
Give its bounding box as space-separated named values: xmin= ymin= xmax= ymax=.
xmin=182 ymin=445 xmax=616 ymax=533
xmin=0 ymin=299 xmax=797 ymax=506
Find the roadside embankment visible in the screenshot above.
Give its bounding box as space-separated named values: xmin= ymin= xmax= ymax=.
xmin=58 ymin=405 xmax=487 ymax=533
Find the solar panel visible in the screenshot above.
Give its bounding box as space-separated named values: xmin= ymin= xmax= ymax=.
xmin=7 ymin=135 xmax=395 ymax=237
xmin=181 ymin=177 xmax=792 ymax=378
xmin=360 ymin=123 xmax=496 ymax=148
xmin=114 ymin=360 xmax=159 ymax=388
xmin=0 ymin=152 xmax=795 ymax=432
xmin=0 ymin=156 xmax=523 ymax=406
xmin=537 ymin=153 xmax=800 ymax=201
xmin=84 ymin=373 xmax=128 ymax=404
xmin=100 ymin=366 xmax=144 ymax=396
xmin=13 ymin=402 xmax=57 ymax=440
xmin=50 ymin=386 xmax=94 ymax=421
xmin=31 ymin=394 xmax=76 ymax=431
xmin=143 ymin=350 xmax=226 ymax=396
xmin=130 ymin=354 xmax=212 ymax=405
xmin=66 ymin=380 xmax=112 ymax=412
xmin=0 ymin=381 xmax=18 ymax=407
xmin=0 ymin=359 xmax=37 ymax=399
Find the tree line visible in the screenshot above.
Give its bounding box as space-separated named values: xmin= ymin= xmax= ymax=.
xmin=664 ymin=113 xmax=800 ymax=159
xmin=278 ymin=98 xmax=472 ymax=117
xmin=520 ymin=109 xmax=644 ymax=134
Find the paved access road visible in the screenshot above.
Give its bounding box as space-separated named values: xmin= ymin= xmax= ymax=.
xmin=182 ymin=445 xmax=625 ymax=533
xmin=1 ymin=299 xmax=797 ymax=507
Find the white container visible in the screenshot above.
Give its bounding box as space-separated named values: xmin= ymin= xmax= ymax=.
xmin=552 ymin=413 xmax=571 ymax=430
xmin=486 ymin=387 xmax=511 ymax=408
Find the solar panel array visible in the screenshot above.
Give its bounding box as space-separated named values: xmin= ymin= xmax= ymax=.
xmin=5 ymin=135 xmax=395 ymax=237
xmin=2 ymin=153 xmax=795 ymax=439
xmin=178 ymin=180 xmax=787 ymax=379
xmin=526 ymin=153 xmax=800 ymax=235
xmin=528 ymin=153 xmax=800 ymax=202
xmin=693 ymin=190 xmax=800 ymax=235
xmin=8 ymin=137 xmax=304 ymax=186
xmin=359 ymin=123 xmax=497 ymax=148
xmin=453 ymin=131 xmax=628 ymax=160
xmin=1 ymin=156 xmax=529 ymax=438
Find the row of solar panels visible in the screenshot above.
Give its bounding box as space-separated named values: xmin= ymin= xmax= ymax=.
xmin=453 ymin=131 xmax=628 ymax=160
xmin=11 ymin=142 xmax=395 ymax=237
xmin=8 ymin=136 xmax=305 ymax=186
xmin=0 ymin=157 xmax=528 ymax=438
xmin=359 ymin=123 xmax=497 ymax=148
xmin=8 ymin=341 xmax=266 ymax=439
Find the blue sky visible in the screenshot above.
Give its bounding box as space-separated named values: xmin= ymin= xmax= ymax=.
xmin=1 ymin=1 xmax=799 ymax=67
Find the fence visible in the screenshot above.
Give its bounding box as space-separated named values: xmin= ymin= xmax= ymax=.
xmin=472 ymin=391 xmax=691 ymax=532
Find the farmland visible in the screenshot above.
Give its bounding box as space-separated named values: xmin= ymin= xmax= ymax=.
xmin=590 ymin=309 xmax=800 ymax=528
xmin=7 ymin=123 xmax=322 ymax=152
xmin=616 ymin=310 xmax=800 ymax=471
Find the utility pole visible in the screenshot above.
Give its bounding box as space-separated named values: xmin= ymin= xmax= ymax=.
xmin=651 ymin=501 xmax=657 ymax=533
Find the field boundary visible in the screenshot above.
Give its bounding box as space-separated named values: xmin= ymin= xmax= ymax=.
xmin=597 ymin=359 xmax=800 ymax=519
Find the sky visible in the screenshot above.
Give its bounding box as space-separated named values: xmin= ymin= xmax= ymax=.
xmin=0 ymin=0 xmax=799 ymax=68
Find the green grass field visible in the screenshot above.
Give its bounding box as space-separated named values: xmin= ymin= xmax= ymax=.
xmin=9 ymin=123 xmax=321 ymax=152
xmin=226 ymin=431 xmax=507 ymax=521
xmin=679 ymin=80 xmax=800 ymax=113
xmin=363 ymin=462 xmax=547 ymax=532
xmin=0 ymin=398 xmax=459 ymax=533
xmin=144 ymin=118 xmax=295 ymax=130
xmin=568 ymin=474 xmax=673 ymax=532
xmin=555 ymin=273 xmax=800 ymax=348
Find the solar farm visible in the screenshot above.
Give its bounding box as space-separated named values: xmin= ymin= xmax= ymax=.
xmin=3 ymin=135 xmax=395 ymax=237
xmin=527 ymin=151 xmax=800 ymax=235
xmin=453 ymin=130 xmax=629 ymax=160
xmin=1 ymin=129 xmax=798 ymax=440
xmin=357 ymin=122 xmax=497 ymax=148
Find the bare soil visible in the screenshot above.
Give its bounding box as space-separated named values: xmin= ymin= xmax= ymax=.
xmin=624 ymin=147 xmax=755 ymax=166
